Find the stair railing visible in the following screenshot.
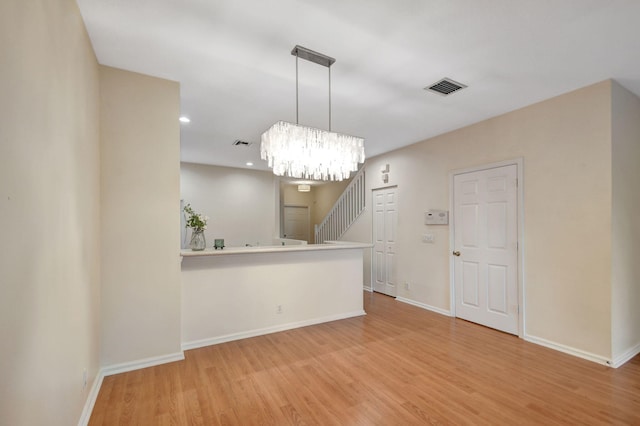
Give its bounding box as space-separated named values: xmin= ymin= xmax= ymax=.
xmin=314 ymin=168 xmax=366 ymax=243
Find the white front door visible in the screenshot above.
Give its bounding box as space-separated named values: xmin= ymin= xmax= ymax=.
xmin=283 ymin=205 xmax=309 ymax=242
xmin=453 ymin=164 xmax=518 ymax=334
xmin=373 ymin=187 xmax=397 ymax=296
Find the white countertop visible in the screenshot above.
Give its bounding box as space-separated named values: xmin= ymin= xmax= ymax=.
xmin=180 ymin=241 xmax=372 ymax=257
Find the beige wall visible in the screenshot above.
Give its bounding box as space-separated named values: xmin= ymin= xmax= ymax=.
xmin=346 ymin=81 xmax=613 ymax=358
xmin=0 ymin=1 xmax=101 ymax=424
xmin=312 ymin=179 xmax=351 ymax=234
xmin=181 ymin=163 xmax=277 ymax=247
xmin=100 ymin=66 xmax=182 ymax=365
xmin=282 ymin=183 xmax=314 ymax=207
xmin=611 ymin=81 xmax=640 ymax=360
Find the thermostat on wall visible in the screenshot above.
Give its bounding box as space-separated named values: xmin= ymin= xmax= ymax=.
xmin=425 ymin=210 xmax=449 ymax=225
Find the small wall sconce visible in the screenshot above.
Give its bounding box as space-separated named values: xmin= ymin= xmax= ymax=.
xmin=298 ymin=184 xmax=311 ymax=192
xmin=381 ymin=163 xmax=390 ymax=183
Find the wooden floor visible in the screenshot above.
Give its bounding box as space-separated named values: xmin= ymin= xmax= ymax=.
xmin=90 ymin=292 xmax=640 ymax=425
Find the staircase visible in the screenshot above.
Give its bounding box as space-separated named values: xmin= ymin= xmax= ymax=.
xmin=314 ymin=168 xmax=366 ymax=243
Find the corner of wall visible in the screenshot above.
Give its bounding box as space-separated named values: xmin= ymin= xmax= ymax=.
xmin=610 ymin=80 xmax=640 ymax=363
xmin=99 ymin=67 xmax=182 ymax=367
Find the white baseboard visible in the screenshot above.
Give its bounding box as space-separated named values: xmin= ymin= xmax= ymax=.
xmin=524 ymin=334 xmax=611 ymax=367
xmin=182 ymin=310 xmax=367 ymax=351
xmin=77 ymin=351 xmax=185 ymax=425
xmin=611 ymin=341 xmax=640 ymax=368
xmin=77 ymin=370 xmax=104 ymax=426
xmin=101 ymin=351 xmax=185 ymax=377
xmin=363 ymin=285 xmax=373 ymax=292
xmin=395 ymin=296 xmax=452 ymax=317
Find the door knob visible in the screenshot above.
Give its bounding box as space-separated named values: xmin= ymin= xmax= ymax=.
xmin=452 ymin=251 xmax=461 ymax=256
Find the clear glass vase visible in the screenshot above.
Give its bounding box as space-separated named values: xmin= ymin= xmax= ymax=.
xmin=189 ymin=229 xmax=206 ymax=251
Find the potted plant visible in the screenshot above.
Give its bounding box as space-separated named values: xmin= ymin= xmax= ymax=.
xmin=183 ymin=204 xmax=208 ymax=251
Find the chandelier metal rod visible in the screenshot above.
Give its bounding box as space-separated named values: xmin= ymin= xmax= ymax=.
xmin=296 ymin=54 xmax=299 ymax=125
xmin=291 ymin=45 xmax=335 ymax=131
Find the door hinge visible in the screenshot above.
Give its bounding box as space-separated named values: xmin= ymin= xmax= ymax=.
xmin=515 ymin=178 xmax=518 ymax=187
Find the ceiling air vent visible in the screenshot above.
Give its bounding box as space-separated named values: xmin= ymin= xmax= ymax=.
xmin=424 ymin=78 xmax=467 ymax=96
xmin=233 ymin=139 xmax=253 ymax=147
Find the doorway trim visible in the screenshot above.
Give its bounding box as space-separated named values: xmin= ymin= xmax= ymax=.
xmin=448 ymin=158 xmax=525 ymax=338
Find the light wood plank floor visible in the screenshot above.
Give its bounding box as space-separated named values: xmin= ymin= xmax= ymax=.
xmin=90 ymin=292 xmax=640 ymax=425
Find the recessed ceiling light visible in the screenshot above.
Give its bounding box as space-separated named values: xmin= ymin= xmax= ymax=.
xmin=179 ymin=116 xmax=191 ymax=123
xmin=246 ymin=162 xmax=254 ymax=166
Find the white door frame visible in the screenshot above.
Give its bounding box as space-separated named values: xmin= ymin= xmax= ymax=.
xmin=449 ymin=158 xmax=525 ymax=338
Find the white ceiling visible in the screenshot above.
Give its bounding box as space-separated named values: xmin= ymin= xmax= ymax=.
xmin=77 ymin=0 xmax=640 ymax=173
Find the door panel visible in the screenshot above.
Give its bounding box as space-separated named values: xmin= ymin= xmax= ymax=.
xmin=375 ymin=211 xmax=384 ymax=242
xmin=461 ymin=180 xmax=478 ymax=195
xmin=283 ymin=206 xmax=309 ymax=242
xmin=462 ymin=261 xmax=479 ymax=306
xmin=386 ymin=251 xmax=396 ymax=292
xmin=375 ymin=252 xmax=384 ymax=282
xmin=487 ymin=202 xmax=507 ymax=248
xmin=487 ymin=175 xmax=507 ymax=192
xmin=453 ymin=164 xmax=518 ymax=335
xmin=487 ymin=264 xmax=507 ymax=313
xmin=461 ymin=204 xmax=479 ymax=246
xmin=373 ymin=193 xmax=385 ymax=293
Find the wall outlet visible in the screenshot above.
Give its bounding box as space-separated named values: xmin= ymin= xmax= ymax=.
xmin=422 ymin=233 xmax=435 ymax=243
xmin=82 ymin=368 xmax=87 ymax=390
xmin=276 ymin=305 xmax=283 ymax=314
xmin=404 ymin=282 xmax=410 ymax=290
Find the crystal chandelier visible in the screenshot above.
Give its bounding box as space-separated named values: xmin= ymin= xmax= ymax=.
xmin=261 ymin=46 xmax=365 ymax=181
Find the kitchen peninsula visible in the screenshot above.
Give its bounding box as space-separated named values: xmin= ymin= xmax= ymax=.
xmin=180 ymin=242 xmax=371 ymax=350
